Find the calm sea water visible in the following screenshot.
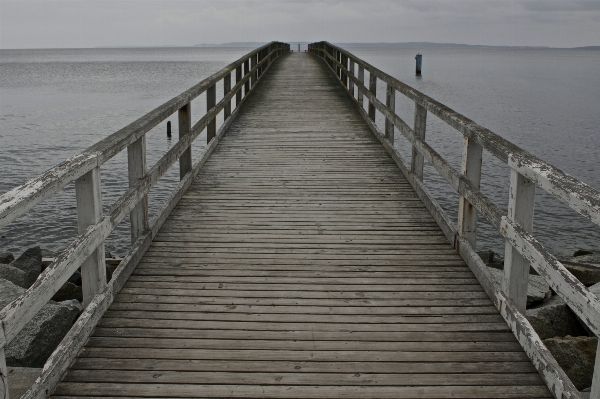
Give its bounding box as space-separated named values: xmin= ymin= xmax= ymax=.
xmin=1 ymin=46 xmax=599 ymax=259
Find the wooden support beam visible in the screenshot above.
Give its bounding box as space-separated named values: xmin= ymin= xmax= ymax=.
xmin=368 ymin=73 xmax=377 ymax=121
xmin=178 ymin=103 xmax=192 ymax=179
xmin=127 ymin=136 xmax=148 ymax=243
xmin=411 ymin=102 xmax=427 ymax=180
xmin=385 ymin=84 xmax=395 ymax=143
xmin=206 ymin=84 xmax=216 ymax=143
xmin=357 ymin=65 xmax=365 ymax=108
xmin=75 ymin=167 xmax=106 ymax=307
xmin=502 ymin=169 xmax=536 ymax=313
xmin=457 ymin=137 xmax=483 ymax=248
xmin=224 ymin=72 xmax=231 ymax=120
xmin=244 ymin=59 xmax=250 ymax=97
xmin=235 ymin=65 xmax=242 ymax=107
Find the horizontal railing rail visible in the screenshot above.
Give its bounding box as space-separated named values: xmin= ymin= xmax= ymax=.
xmin=310 ymin=41 xmax=600 ymax=399
xmin=0 ymin=41 xmax=290 ymax=399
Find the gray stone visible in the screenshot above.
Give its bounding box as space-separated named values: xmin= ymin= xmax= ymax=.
xmin=590 ymin=282 xmax=600 ymax=297
xmin=573 ymin=249 xmax=594 ymax=258
xmin=487 ymin=266 xmax=551 ymax=307
xmin=7 ymin=367 xmax=42 ymax=399
xmin=526 ymin=295 xmax=586 ymax=339
xmin=51 ymin=281 xmax=83 ymax=302
xmin=0 ymin=251 xmax=15 ymax=264
xmin=10 ymin=246 xmax=42 ymax=287
xmin=543 ymin=335 xmax=597 ymax=390
xmin=0 ymin=264 xmax=28 ymax=288
xmin=561 ymin=261 xmax=600 ymax=286
xmin=571 ymin=252 xmax=600 ymax=265
xmin=0 ymin=279 xmax=83 ymax=367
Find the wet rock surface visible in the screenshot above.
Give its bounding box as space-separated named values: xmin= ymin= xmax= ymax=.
xmin=0 ymin=251 xmax=15 ymax=264
xmin=10 ymin=246 xmax=42 ymax=287
xmin=543 ymin=335 xmax=597 ymax=391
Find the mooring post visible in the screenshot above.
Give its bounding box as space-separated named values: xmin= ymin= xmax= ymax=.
xmin=357 ymin=65 xmax=365 ymax=107
xmin=207 ymin=84 xmax=216 ymax=143
xmin=368 ymin=73 xmax=377 ymax=121
xmin=178 ymin=103 xmax=192 ymax=179
xmin=457 ymin=137 xmax=483 ymax=248
xmin=235 ymin=65 xmax=242 ymax=107
xmin=348 ymin=58 xmax=355 ymax=97
xmin=385 ymin=84 xmax=395 ymax=143
xmin=75 ymin=167 xmax=106 ymax=307
xmin=224 ymin=72 xmax=231 ymax=120
xmin=502 ymin=169 xmax=536 ymax=313
xmin=298 ymin=43 xmax=300 ymax=53
xmin=415 ymin=53 xmax=422 ymax=76
xmin=411 ymin=103 xmax=427 ymax=179
xmin=166 ymin=121 xmax=172 ymax=138
xmin=127 ymin=136 xmax=149 ymax=243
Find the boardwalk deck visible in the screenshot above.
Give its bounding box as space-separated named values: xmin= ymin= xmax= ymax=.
xmin=51 ymin=53 xmax=552 ymax=398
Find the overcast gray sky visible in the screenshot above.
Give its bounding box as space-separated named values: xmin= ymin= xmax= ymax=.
xmin=0 ymin=0 xmax=598 ymax=49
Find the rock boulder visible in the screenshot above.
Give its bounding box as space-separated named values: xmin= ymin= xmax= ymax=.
xmin=0 ymin=251 xmax=15 ymax=264
xmin=487 ymin=267 xmax=551 ymax=307
xmin=526 ymin=295 xmax=586 ymax=339
xmin=543 ymin=335 xmax=597 ymax=390
xmin=11 ymin=247 xmax=42 ymax=287
xmin=0 ymin=264 xmax=29 ymax=288
xmin=0 ymin=279 xmax=83 ymax=367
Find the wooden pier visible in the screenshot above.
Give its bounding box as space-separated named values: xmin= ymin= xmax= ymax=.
xmin=1 ymin=42 xmax=599 ymax=398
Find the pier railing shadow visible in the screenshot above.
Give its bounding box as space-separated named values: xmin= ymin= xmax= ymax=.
xmin=309 ymin=41 xmax=600 ymax=399
xmin=0 ymin=41 xmax=290 ymax=398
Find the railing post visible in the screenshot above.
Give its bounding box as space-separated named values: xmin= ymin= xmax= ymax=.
xmin=75 ymin=167 xmax=106 ymax=307
xmin=224 ymin=72 xmax=231 ymax=120
xmin=1 ymin=345 xmax=8 ymax=399
xmin=244 ymin=59 xmax=250 ymax=97
xmin=235 ymin=65 xmax=242 ymax=107
xmin=411 ymin=103 xmax=427 ymax=179
xmin=127 ymin=136 xmax=148 ymax=242
xmin=385 ymin=84 xmax=395 ymax=143
xmin=207 ymin=84 xmax=216 ymax=143
xmin=251 ymin=53 xmax=257 ymax=88
xmin=502 ymin=169 xmax=536 ymax=313
xmin=357 ymin=65 xmax=365 ymax=107
xmin=342 ymin=54 xmax=348 ymax=87
xmin=368 ymin=73 xmax=377 ymax=121
xmin=178 ymin=103 xmax=192 ymax=179
xmin=348 ymin=58 xmax=355 ymax=97
xmin=457 ymin=137 xmax=483 ymax=248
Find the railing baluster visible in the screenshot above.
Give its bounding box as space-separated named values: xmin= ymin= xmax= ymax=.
xmin=235 ymin=65 xmax=242 ymax=107
xmin=368 ymin=73 xmax=377 ymax=121
xmin=342 ymin=54 xmax=348 ymax=87
xmin=357 ymin=65 xmax=365 ymax=107
xmin=178 ymin=103 xmax=192 ymax=179
xmin=207 ymin=84 xmax=216 ymax=143
xmin=348 ymin=58 xmax=355 ymax=97
xmin=127 ymin=136 xmax=148 ymax=242
xmin=457 ymin=137 xmax=483 ymax=248
xmin=502 ymin=169 xmax=536 ymax=313
xmin=75 ymin=167 xmax=106 ymax=307
xmin=224 ymin=72 xmax=231 ymax=120
xmin=411 ymin=103 xmax=427 ymax=179
xmin=385 ymin=84 xmax=395 ymax=143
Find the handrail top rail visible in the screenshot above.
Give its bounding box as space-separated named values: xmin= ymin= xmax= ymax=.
xmin=313 ymin=41 xmax=600 ymax=226
xmin=0 ymin=41 xmax=285 ymax=229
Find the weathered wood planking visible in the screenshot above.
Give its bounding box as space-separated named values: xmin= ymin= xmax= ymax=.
xmin=51 ymin=53 xmax=552 ymax=398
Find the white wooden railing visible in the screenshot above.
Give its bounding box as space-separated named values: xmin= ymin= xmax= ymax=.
xmin=0 ymin=41 xmax=290 ymax=399
xmin=309 ymin=41 xmax=600 ymax=399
